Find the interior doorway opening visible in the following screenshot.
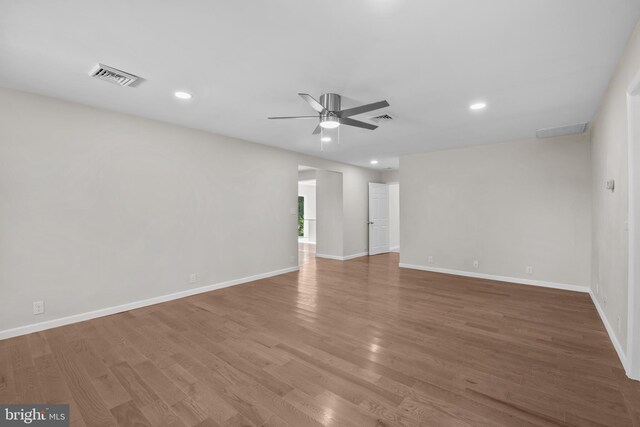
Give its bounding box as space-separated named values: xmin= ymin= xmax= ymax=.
xmin=298 ymin=165 xmax=317 ymax=265
xmin=298 ymin=181 xmax=316 ymax=244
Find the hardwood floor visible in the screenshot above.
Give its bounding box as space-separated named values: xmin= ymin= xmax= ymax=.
xmin=1 ymin=253 xmax=639 ymax=426
xmin=299 ymin=242 xmax=316 ymax=266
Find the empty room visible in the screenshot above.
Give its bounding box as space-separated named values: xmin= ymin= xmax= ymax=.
xmin=2 ymin=1 xmax=640 ymax=426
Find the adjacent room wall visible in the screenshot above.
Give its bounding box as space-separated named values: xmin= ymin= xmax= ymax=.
xmin=0 ymin=87 xmax=378 ymax=336
xmin=400 ymin=134 xmax=591 ymax=289
xmin=315 ymin=170 xmax=343 ymax=258
xmin=590 ymin=20 xmax=640 ymax=358
xmin=380 ymin=170 xmax=399 ymax=183
xmin=298 ymin=169 xmax=316 ymax=181
xmin=389 ymin=183 xmax=400 ymax=252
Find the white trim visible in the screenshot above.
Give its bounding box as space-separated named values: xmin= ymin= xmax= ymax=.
xmin=316 ymin=252 xmax=369 ymax=261
xmin=344 ymin=252 xmax=369 ymax=260
xmin=0 ymin=266 xmax=299 ymax=341
xmin=390 ymin=246 xmax=400 ymax=252
xmin=398 ymin=263 xmax=589 ymax=293
xmin=590 ymin=290 xmax=629 ymax=373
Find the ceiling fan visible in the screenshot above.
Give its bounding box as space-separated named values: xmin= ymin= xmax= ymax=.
xmin=268 ymin=93 xmax=389 ymax=134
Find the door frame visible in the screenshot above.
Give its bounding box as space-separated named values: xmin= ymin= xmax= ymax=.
xmin=627 ymin=69 xmax=640 ymax=380
xmin=368 ymin=182 xmax=390 ymax=255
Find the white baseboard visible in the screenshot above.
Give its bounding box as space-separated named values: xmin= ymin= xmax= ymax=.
xmin=0 ymin=266 xmax=299 ymax=341
xmin=589 ymin=290 xmax=628 ymax=373
xmin=316 ymin=252 xmax=369 ymax=261
xmin=398 ymin=263 xmax=589 ymax=293
xmin=390 ymin=246 xmax=400 ymax=252
xmin=344 ymin=252 xmax=369 ymax=260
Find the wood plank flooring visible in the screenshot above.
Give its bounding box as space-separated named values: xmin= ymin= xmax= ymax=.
xmin=298 ymin=242 xmax=316 ymax=266
xmin=1 ymin=253 xmax=639 ymax=426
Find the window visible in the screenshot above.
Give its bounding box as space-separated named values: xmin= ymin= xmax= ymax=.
xmin=298 ymin=196 xmax=304 ymax=236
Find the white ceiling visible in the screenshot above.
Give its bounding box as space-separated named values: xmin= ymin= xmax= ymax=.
xmin=2 ymin=1 xmax=639 ymax=170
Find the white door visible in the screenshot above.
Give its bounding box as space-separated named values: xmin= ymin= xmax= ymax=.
xmin=368 ymin=183 xmax=390 ymax=255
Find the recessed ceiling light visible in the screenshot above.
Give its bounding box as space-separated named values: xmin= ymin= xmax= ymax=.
xmin=370 ymin=160 xmax=379 ymax=165
xmin=469 ymin=102 xmax=486 ymax=110
xmin=174 ymin=91 xmax=192 ymax=100
xmin=321 ymin=136 xmax=331 ymax=142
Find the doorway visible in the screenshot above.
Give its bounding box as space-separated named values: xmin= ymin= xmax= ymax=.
xmin=298 ymin=166 xmax=317 ymax=265
xmin=368 ymin=182 xmax=400 ymax=256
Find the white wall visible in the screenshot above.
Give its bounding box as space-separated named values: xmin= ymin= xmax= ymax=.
xmin=298 ymin=169 xmax=316 ymax=181
xmin=380 ymin=170 xmax=399 ymax=183
xmin=315 ymin=170 xmax=343 ymax=258
xmin=400 ymin=134 xmax=592 ymax=289
xmin=0 ymin=87 xmax=378 ymax=335
xmin=389 ymin=183 xmax=400 ymax=251
xmin=591 ymin=20 xmax=640 ymax=357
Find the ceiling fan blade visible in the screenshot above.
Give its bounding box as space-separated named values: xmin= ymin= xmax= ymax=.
xmin=299 ymin=93 xmax=326 ymax=113
xmin=337 ymin=100 xmax=389 ymax=118
xmin=312 ymin=124 xmax=321 ymax=135
xmin=268 ymin=116 xmax=319 ymax=119
xmin=339 ymin=117 xmax=378 ymax=130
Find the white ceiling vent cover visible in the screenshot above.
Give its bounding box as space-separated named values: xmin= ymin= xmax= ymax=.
xmin=369 ymin=114 xmax=393 ymax=124
xmin=536 ymin=123 xmax=588 ymax=139
xmin=88 ymin=63 xmax=140 ymax=87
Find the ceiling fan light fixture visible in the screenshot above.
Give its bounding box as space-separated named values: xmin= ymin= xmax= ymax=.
xmin=268 ymin=93 xmax=388 ymax=146
xmin=320 ymin=116 xmax=340 ymax=129
xmin=469 ymin=102 xmax=486 ymax=110
xmin=174 ymin=91 xmax=192 ymax=100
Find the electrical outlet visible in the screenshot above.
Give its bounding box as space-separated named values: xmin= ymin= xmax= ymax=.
xmin=290 ymin=207 xmax=297 ymax=215
xmin=526 ymin=266 xmax=533 ymax=275
xmin=33 ymin=301 xmax=44 ymax=315
xmin=189 ymin=273 xmax=197 ymax=284
xmin=473 ymin=260 xmax=479 ymax=269
xmin=427 ymin=255 xmax=433 ymax=263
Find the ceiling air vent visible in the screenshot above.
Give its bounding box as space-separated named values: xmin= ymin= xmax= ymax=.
xmin=88 ymin=63 xmax=140 ymax=87
xmin=536 ymin=123 xmax=588 ymax=139
xmin=369 ymin=114 xmax=394 ymax=124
